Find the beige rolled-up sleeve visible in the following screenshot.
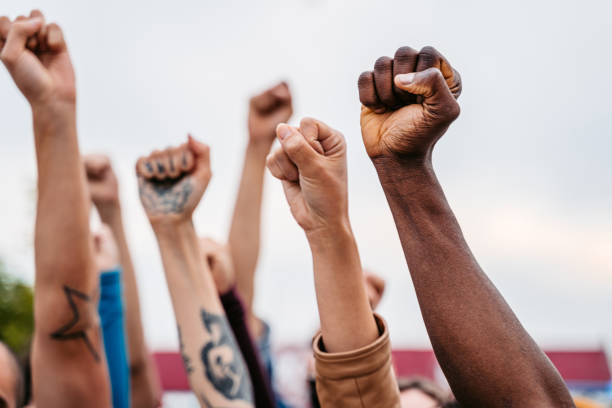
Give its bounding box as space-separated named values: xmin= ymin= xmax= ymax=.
xmin=312 ymin=313 xmax=401 ymax=408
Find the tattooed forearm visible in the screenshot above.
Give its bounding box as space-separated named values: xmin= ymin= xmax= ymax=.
xmin=200 ymin=309 xmax=253 ymax=403
xmin=50 ymin=285 xmax=100 ymax=362
xmin=138 ymin=177 xmax=193 ymax=215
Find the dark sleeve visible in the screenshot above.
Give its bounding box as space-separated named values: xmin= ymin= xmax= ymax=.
xmin=98 ymin=269 xmax=130 ymax=408
xmin=220 ymin=287 xmax=277 ymax=408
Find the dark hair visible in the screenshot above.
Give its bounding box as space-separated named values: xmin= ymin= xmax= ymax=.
xmin=0 ymin=342 xmax=25 ymax=408
xmin=398 ymin=376 xmax=450 ymax=406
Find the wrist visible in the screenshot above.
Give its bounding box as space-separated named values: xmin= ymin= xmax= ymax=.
xmin=372 ymin=154 xmax=435 ymax=188
xmin=246 ymin=138 xmax=274 ymax=155
xmin=306 ymin=218 xmax=355 ymax=251
xmin=151 ymin=217 xmax=194 ymax=239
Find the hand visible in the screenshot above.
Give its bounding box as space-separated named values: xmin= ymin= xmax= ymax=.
xmin=266 ymin=118 xmax=348 ymax=234
xmin=0 ymin=10 xmax=76 ymax=106
xmin=248 ymin=82 xmax=293 ymax=147
xmin=84 ymin=154 xmax=119 ymax=209
xmin=358 ymin=46 xmax=461 ymax=161
xmin=364 ymin=270 xmax=386 ymax=310
xmin=136 ymin=135 xmax=212 ymax=226
xmin=93 ymin=224 xmax=120 ymax=273
xmin=199 ymin=238 xmax=235 ymax=294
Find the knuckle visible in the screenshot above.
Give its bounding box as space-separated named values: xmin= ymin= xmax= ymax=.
xmin=394 ymin=46 xmax=417 ymax=58
xmin=374 ymin=56 xmax=391 ymax=70
xmin=358 ymin=71 xmax=373 ymax=87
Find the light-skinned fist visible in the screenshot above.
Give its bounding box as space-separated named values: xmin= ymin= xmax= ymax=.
xmin=93 ymin=224 xmax=119 ymax=273
xmin=136 ymin=135 xmax=212 ymax=226
xmin=0 ymin=10 xmax=75 ymax=106
xmin=199 ymin=238 xmax=235 ymax=295
xmin=84 ymin=154 xmax=119 ymax=209
xmin=266 ymin=118 xmax=348 ymax=235
xmin=358 ymin=46 xmax=462 ymax=161
xmin=248 ymin=82 xmax=293 ymax=147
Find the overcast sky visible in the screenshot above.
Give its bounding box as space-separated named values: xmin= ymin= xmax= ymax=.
xmin=1 ymin=0 xmax=611 ymax=357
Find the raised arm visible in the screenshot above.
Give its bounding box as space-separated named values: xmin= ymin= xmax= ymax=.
xmin=0 ymin=11 xmax=111 ymax=407
xmin=136 ymin=137 xmax=254 ymax=408
xmin=228 ymin=82 xmax=292 ymax=334
xmin=266 ymin=119 xmax=400 ymax=407
xmin=358 ymin=46 xmax=574 ymax=407
xmin=85 ymin=154 xmax=162 ymax=407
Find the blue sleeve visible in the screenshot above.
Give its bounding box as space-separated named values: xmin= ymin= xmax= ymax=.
xmin=98 ymin=269 xmax=130 ymax=408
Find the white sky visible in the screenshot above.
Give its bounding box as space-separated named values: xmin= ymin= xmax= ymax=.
xmin=1 ymin=0 xmax=611 ymax=356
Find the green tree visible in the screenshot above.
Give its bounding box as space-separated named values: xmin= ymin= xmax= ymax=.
xmin=0 ymin=261 xmax=34 ymax=355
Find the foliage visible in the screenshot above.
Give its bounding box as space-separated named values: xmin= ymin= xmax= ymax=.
xmin=0 ymin=261 xmax=34 ymax=355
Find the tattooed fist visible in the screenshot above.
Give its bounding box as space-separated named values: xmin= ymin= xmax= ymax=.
xmin=248 ymin=82 xmax=293 ymax=146
xmin=84 ymin=154 xmax=119 ymax=208
xmin=199 ymin=238 xmax=235 ymax=295
xmin=0 ymin=10 xmax=76 ymax=106
xmin=358 ymin=46 xmax=461 ymax=161
xmin=136 ymin=136 xmax=212 ymax=225
xmin=266 ymin=118 xmax=348 ymax=234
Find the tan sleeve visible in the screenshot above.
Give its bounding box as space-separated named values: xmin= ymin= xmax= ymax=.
xmin=312 ymin=313 xmax=401 ymax=408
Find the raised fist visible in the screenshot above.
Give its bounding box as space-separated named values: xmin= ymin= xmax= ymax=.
xmin=199 ymin=238 xmax=235 ymax=295
xmin=358 ymin=46 xmax=462 ymax=160
xmin=136 ymin=136 xmax=212 ymax=225
xmin=266 ymin=118 xmax=348 ymax=234
xmin=0 ymin=10 xmax=75 ymax=106
xmin=248 ymin=82 xmax=293 ymax=146
xmin=92 ymin=224 xmax=119 ymax=273
xmin=364 ymin=270 xmax=386 ymax=311
xmin=84 ymin=154 xmax=119 ymax=208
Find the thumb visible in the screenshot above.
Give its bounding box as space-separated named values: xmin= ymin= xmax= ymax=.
xmin=276 ymin=123 xmax=320 ymax=175
xmin=0 ymin=17 xmax=43 ymax=68
xmin=394 ymin=67 xmax=460 ymax=120
xmin=187 ymin=134 xmax=211 ymax=180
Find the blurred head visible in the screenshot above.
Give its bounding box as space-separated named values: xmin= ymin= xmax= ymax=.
xmin=364 ymin=269 xmax=386 ymax=311
xmin=0 ymin=342 xmax=23 ymax=408
xmin=398 ymin=377 xmax=448 ymax=408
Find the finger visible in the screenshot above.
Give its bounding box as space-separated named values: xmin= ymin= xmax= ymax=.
xmin=373 ymin=56 xmax=396 ymax=108
xmin=298 ymin=117 xmax=344 ymax=156
xmin=0 ymin=17 xmax=43 ymax=69
xmin=45 ymin=22 xmax=66 ymax=52
xmin=394 ymin=67 xmax=460 ymax=123
xmin=26 ymin=10 xmax=44 ymax=50
xmin=154 ymin=150 xmax=171 ymax=180
xmin=148 ymin=150 xmax=165 ymax=180
xmin=84 ymin=154 xmax=110 ymax=176
xmin=187 ymin=135 xmax=211 ymax=181
xmin=136 ymin=157 xmax=155 ymax=179
xmin=416 ymin=46 xmax=461 ymax=99
xmin=0 ymin=17 xmax=11 ymax=50
xmin=276 ymin=124 xmax=320 ymax=174
xmin=393 ymin=46 xmax=419 ymax=104
xmin=250 ymin=82 xmax=288 ymax=113
xmin=270 ymin=81 xmax=292 ymax=104
xmin=166 ymin=147 xmax=181 ymax=178
xmin=266 ymin=148 xmax=299 ymax=182
xmin=358 ymin=71 xmax=384 ymax=113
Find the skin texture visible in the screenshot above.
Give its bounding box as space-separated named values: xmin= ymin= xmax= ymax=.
xmin=266 ymin=118 xmax=378 ymax=353
xmin=228 ymin=82 xmax=293 ymax=337
xmin=85 ymin=154 xmax=162 ymax=407
xmin=0 ymin=343 xmax=20 ymax=408
xmin=1 ymin=11 xmax=111 ymax=408
xmin=137 ymin=137 xmax=254 ymax=408
xmin=358 ymin=46 xmax=575 ymax=407
xmin=199 ymin=238 xmax=235 ymax=295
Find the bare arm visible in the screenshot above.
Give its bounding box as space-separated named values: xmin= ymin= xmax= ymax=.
xmin=0 ymin=11 xmax=111 ymax=407
xmin=266 ymin=120 xmax=378 ymax=352
xmin=85 ymin=155 xmax=162 ymax=407
xmin=137 ymin=138 xmax=254 ymax=408
xmin=359 ymin=46 xmax=574 ymax=407
xmin=228 ymin=82 xmax=292 ymax=334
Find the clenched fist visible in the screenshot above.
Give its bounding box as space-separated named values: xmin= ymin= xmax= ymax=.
xmin=92 ymin=224 xmax=119 ymax=273
xmin=199 ymin=238 xmax=235 ymax=295
xmin=358 ymin=46 xmax=461 ymax=160
xmin=266 ymin=118 xmax=348 ymax=234
xmin=0 ymin=10 xmax=75 ymax=106
xmin=84 ymin=154 xmax=119 ymax=208
xmin=248 ymin=82 xmax=293 ymax=146
xmin=136 ymin=136 xmax=212 ymax=225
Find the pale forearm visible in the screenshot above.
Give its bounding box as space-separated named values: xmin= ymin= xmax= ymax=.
xmin=228 ymin=141 xmax=270 ymax=311
xmin=155 ymin=221 xmax=254 ymax=407
xmin=375 ymin=158 xmax=572 ymax=406
xmin=307 ymin=223 xmax=378 ymax=353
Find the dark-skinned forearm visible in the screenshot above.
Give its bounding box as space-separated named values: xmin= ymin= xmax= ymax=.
xmin=374 ymin=157 xmax=573 ymax=407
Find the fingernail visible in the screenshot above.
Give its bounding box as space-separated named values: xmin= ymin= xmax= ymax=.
xmin=396 ymin=73 xmax=416 ymax=86
xmin=277 ymin=124 xmax=291 ymax=140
